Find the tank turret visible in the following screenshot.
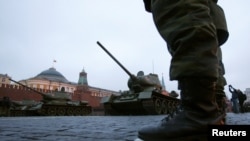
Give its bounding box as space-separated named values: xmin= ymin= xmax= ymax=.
xmin=97 ymin=41 xmax=180 ymax=115
xmin=127 ymin=71 xmax=162 ymax=93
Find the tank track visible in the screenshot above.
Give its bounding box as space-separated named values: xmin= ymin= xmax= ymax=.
xmin=39 ymin=105 xmax=92 ymax=116
xmin=8 ymin=105 xmax=92 ymax=116
xmin=141 ymin=92 xmax=181 ymax=115
xmin=10 ymin=110 xmax=40 ymax=117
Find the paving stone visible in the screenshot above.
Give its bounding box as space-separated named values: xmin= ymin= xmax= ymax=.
xmin=0 ymin=113 xmax=249 ymax=141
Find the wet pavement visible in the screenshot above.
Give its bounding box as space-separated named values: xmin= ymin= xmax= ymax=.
xmin=0 ymin=112 xmax=250 ymax=141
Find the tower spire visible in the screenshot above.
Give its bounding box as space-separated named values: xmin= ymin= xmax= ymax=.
xmin=161 ymin=73 xmax=166 ymax=90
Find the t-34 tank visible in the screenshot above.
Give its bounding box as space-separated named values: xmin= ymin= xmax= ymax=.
xmin=9 ymin=78 xmax=92 ymax=116
xmin=97 ymin=41 xmax=181 ymax=115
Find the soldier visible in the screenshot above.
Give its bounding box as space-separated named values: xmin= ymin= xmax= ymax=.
xmin=138 ymin=0 xmax=229 ymax=140
xmin=229 ymin=85 xmax=247 ymax=113
xmin=229 ymin=85 xmax=240 ymax=113
xmin=238 ymin=89 xmax=247 ymax=113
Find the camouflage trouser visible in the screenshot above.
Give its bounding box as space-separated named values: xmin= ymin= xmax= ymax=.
xmin=216 ymin=47 xmax=227 ymax=97
xmin=151 ymin=0 xmax=229 ymax=81
xmin=210 ymin=1 xmax=229 ymax=98
xmin=216 ymin=47 xmax=227 ymax=115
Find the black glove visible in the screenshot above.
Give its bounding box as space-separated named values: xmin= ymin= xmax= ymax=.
xmin=143 ymin=0 xmax=151 ymax=12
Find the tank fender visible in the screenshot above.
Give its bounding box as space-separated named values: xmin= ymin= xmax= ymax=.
xmin=80 ymin=101 xmax=89 ymax=105
xmin=138 ymin=91 xmax=153 ymax=99
xmin=101 ymin=95 xmax=114 ymax=104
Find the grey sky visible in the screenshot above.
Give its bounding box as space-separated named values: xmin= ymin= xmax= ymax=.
xmin=1 ymin=0 xmax=249 ymax=98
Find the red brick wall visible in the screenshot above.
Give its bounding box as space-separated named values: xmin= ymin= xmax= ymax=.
xmin=0 ymin=84 xmax=42 ymax=101
xmin=72 ymin=92 xmax=102 ymax=108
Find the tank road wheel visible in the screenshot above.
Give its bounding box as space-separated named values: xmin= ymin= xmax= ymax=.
xmin=13 ymin=111 xmax=19 ymax=116
xmin=13 ymin=110 xmax=22 ymax=116
xmin=84 ymin=107 xmax=91 ymax=115
xmin=80 ymin=108 xmax=86 ymax=116
xmin=57 ymin=107 xmax=66 ymax=116
xmin=154 ymin=98 xmax=162 ymax=114
xmin=161 ymin=100 xmax=168 ymax=114
xmin=18 ymin=110 xmax=26 ymax=116
xmin=21 ymin=111 xmax=26 ymax=116
xmin=47 ymin=107 xmax=57 ymax=116
xmin=169 ymin=101 xmax=177 ymax=116
xmin=174 ymin=101 xmax=181 ymax=113
xmin=167 ymin=101 xmax=173 ymax=114
xmin=40 ymin=107 xmax=48 ymax=116
xmin=86 ymin=106 xmax=92 ymax=115
xmin=74 ymin=108 xmax=81 ymax=116
xmin=103 ymin=104 xmax=115 ymax=115
xmin=67 ymin=108 xmax=74 ymax=116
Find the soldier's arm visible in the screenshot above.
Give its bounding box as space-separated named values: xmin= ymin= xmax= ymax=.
xmin=229 ymin=85 xmax=234 ymax=93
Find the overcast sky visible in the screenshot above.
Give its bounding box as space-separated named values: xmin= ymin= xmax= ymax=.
xmin=1 ymin=0 xmax=249 ymax=98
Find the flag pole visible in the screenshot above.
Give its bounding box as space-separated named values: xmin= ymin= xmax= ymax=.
xmin=52 ymin=59 xmax=57 ymax=68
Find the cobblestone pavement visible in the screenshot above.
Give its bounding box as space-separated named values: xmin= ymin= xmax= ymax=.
xmin=0 ymin=113 xmax=250 ymax=141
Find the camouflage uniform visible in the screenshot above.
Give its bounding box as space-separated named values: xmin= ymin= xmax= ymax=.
xmin=144 ymin=0 xmax=228 ymax=80
xmin=210 ymin=0 xmax=229 ymax=118
xmin=138 ymin=0 xmax=229 ymax=140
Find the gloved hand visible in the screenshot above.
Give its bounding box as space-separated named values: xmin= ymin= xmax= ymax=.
xmin=143 ymin=0 xmax=151 ymax=12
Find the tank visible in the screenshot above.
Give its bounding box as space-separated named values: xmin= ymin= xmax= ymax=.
xmin=97 ymin=41 xmax=181 ymax=115
xmin=8 ymin=78 xmax=92 ymax=116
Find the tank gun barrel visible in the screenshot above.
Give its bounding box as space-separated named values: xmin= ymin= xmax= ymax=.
xmin=9 ymin=78 xmax=45 ymax=95
xmin=97 ymin=41 xmax=135 ymax=79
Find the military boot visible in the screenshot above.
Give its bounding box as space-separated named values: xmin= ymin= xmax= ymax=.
xmin=138 ymin=78 xmax=225 ymax=141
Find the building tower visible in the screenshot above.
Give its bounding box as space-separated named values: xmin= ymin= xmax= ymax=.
xmin=77 ymin=67 xmax=89 ymax=92
xmin=78 ymin=67 xmax=88 ymax=85
xmin=0 ymin=74 xmax=11 ymax=85
xmin=161 ymin=73 xmax=166 ymax=90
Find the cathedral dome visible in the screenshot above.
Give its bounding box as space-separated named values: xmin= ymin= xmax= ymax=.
xmin=34 ymin=67 xmax=69 ymax=83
